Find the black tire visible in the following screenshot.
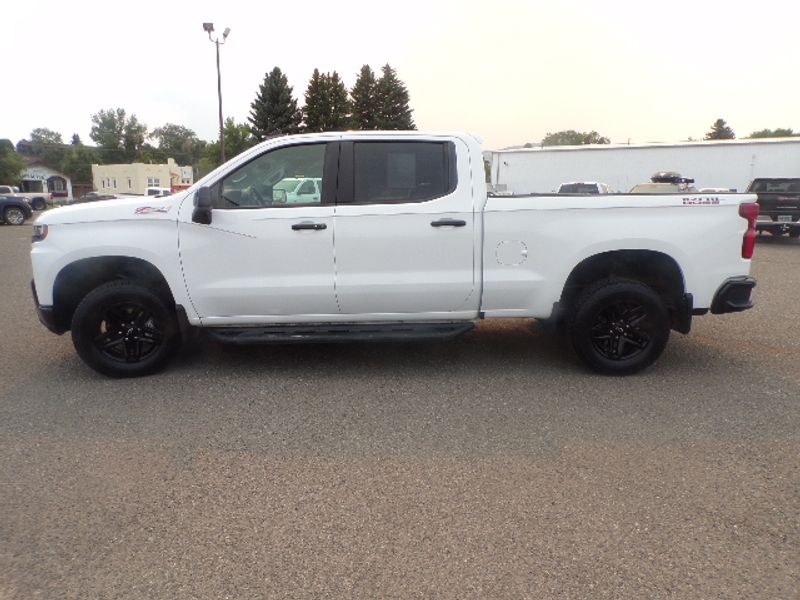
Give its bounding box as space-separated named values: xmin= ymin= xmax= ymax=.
xmin=789 ymin=229 xmax=800 ymax=239
xmin=71 ymin=281 xmax=180 ymax=378
xmin=31 ymin=198 xmax=46 ymax=211
xmin=3 ymin=206 xmax=26 ymax=225
xmin=569 ymin=278 xmax=670 ymax=375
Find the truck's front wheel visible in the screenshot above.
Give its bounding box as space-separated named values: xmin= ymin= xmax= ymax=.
xmin=569 ymin=279 xmax=670 ymax=375
xmin=71 ymin=281 xmax=180 ymax=378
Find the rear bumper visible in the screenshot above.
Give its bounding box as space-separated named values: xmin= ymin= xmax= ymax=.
xmin=756 ymin=215 xmax=800 ymax=234
xmin=710 ymin=277 xmax=756 ymax=314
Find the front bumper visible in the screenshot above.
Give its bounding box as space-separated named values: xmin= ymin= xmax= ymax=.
xmin=710 ymin=277 xmax=756 ymax=314
xmin=31 ymin=280 xmax=67 ymax=334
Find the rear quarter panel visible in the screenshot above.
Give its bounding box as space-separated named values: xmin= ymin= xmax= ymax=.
xmin=480 ymin=194 xmax=755 ymax=317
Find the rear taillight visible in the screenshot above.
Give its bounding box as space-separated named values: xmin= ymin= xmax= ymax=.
xmin=739 ymin=202 xmax=759 ymax=259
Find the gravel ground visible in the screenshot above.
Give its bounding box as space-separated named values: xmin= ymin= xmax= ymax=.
xmin=1 ymin=224 xmax=798 ymax=599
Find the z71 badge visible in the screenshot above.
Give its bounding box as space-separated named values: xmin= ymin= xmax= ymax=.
xmin=134 ymin=206 xmax=171 ymax=215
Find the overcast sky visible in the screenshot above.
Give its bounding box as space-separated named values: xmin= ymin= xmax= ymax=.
xmin=3 ymin=0 xmax=797 ymax=150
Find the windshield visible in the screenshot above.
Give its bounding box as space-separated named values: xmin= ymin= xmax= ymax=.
xmin=749 ymin=179 xmax=800 ymax=193
xmin=559 ymin=184 xmax=599 ymax=194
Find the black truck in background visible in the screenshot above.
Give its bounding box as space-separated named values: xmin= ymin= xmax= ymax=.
xmin=746 ymin=178 xmax=800 ymax=238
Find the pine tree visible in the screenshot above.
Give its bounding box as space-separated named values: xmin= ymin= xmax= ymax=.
xmin=375 ymin=64 xmax=415 ymax=130
xmin=351 ymin=65 xmax=379 ymax=130
xmin=325 ymin=71 xmax=351 ymax=131
xmin=704 ymin=118 xmax=735 ymax=140
xmin=303 ymin=70 xmax=351 ymax=132
xmin=249 ymin=67 xmax=302 ymax=141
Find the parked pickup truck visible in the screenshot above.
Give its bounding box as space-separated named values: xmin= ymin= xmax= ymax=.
xmin=30 ymin=132 xmax=759 ymax=378
xmin=0 ymin=185 xmax=52 ymax=211
xmin=745 ymin=178 xmax=800 ymax=238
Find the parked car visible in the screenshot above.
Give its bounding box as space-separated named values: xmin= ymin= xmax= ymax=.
xmin=270 ymin=177 xmax=322 ymax=203
xmin=0 ymin=195 xmax=34 ymax=225
xmin=557 ymin=181 xmax=612 ymax=194
xmin=630 ymin=171 xmax=698 ymax=194
xmin=0 ymin=185 xmax=52 ymax=211
xmin=145 ymin=187 xmax=172 ymax=197
xmin=70 ymin=192 xmax=118 ymax=205
xmin=745 ymin=177 xmax=800 ymax=237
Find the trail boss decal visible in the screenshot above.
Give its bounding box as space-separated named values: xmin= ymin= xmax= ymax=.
xmin=134 ymin=206 xmax=171 ymax=215
xmin=683 ymin=197 xmax=720 ymax=205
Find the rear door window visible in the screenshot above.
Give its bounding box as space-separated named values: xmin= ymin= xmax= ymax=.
xmin=350 ymin=141 xmax=456 ymax=204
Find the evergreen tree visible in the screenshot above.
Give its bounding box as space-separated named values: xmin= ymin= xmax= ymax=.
xmin=249 ymin=67 xmax=302 ymax=141
xmin=704 ymin=118 xmax=735 ymax=140
xmin=350 ymin=65 xmax=379 ymax=130
xmin=303 ymin=70 xmax=351 ymax=132
xmin=71 ymin=133 xmax=81 ymax=145
xmin=375 ymin=64 xmax=415 ymax=130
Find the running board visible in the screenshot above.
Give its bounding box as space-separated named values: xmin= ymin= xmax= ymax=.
xmin=203 ymin=322 xmax=475 ymax=345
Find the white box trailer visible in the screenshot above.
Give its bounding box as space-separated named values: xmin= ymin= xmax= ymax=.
xmin=485 ymin=138 xmax=800 ymax=194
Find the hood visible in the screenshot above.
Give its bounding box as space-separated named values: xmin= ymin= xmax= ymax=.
xmin=35 ymin=193 xmax=188 ymax=226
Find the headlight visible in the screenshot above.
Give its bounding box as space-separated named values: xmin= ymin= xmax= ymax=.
xmin=32 ymin=224 xmax=48 ymax=242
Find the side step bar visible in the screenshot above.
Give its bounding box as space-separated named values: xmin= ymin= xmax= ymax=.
xmin=203 ymin=322 xmax=476 ymax=345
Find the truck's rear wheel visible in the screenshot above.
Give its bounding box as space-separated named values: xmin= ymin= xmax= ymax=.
xmin=569 ymin=279 xmax=670 ymax=375
xmin=71 ymin=281 xmax=180 ymax=378
xmin=31 ymin=198 xmax=47 ymax=211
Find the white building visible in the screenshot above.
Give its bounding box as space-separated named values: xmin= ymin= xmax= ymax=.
xmin=92 ymin=158 xmax=193 ymax=195
xmin=484 ymin=138 xmax=800 ymax=194
xmin=21 ymin=162 xmax=73 ymax=201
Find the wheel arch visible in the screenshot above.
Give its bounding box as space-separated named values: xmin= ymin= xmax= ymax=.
xmin=51 ymin=256 xmax=176 ymax=332
xmin=556 ymin=249 xmax=688 ymax=331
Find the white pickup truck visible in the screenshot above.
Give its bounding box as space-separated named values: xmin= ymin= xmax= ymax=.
xmin=30 ymin=131 xmax=758 ymax=377
xmin=0 ymin=184 xmax=52 ymax=211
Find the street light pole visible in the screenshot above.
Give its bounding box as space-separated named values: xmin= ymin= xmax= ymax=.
xmin=203 ymin=22 xmax=230 ymax=164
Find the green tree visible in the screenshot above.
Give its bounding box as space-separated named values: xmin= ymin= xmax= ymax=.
xmin=249 ymin=67 xmax=303 ymax=141
xmin=747 ymin=128 xmax=798 ymax=138
xmin=90 ymin=108 xmax=149 ymax=162
xmin=60 ymin=145 xmax=99 ymax=183
xmin=0 ymin=139 xmax=26 ymax=184
xmin=704 ymin=118 xmax=735 ymax=140
xmin=151 ymin=123 xmax=204 ymax=164
xmin=350 ymin=65 xmax=379 ymax=130
xmin=374 ymin=64 xmax=415 ymax=130
xmin=303 ymin=70 xmax=351 ymax=132
xmin=30 ymin=128 xmax=63 ymax=144
xmin=542 ymin=130 xmax=610 ymax=146
xmin=198 ymin=118 xmax=255 ymax=175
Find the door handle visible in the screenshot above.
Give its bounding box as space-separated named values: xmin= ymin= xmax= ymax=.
xmin=431 ymin=219 xmax=467 ymax=227
xmin=292 ymin=222 xmax=327 ymax=231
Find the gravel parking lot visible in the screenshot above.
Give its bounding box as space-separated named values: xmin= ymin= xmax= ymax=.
xmin=1 ymin=224 xmax=798 ymax=599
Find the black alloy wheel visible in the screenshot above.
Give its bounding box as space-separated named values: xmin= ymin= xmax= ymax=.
xmin=589 ymin=300 xmax=651 ymax=362
xmin=93 ymin=302 xmax=164 ymax=363
xmin=71 ymin=281 xmax=180 ymax=377
xmin=569 ymin=279 xmax=670 ymax=375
